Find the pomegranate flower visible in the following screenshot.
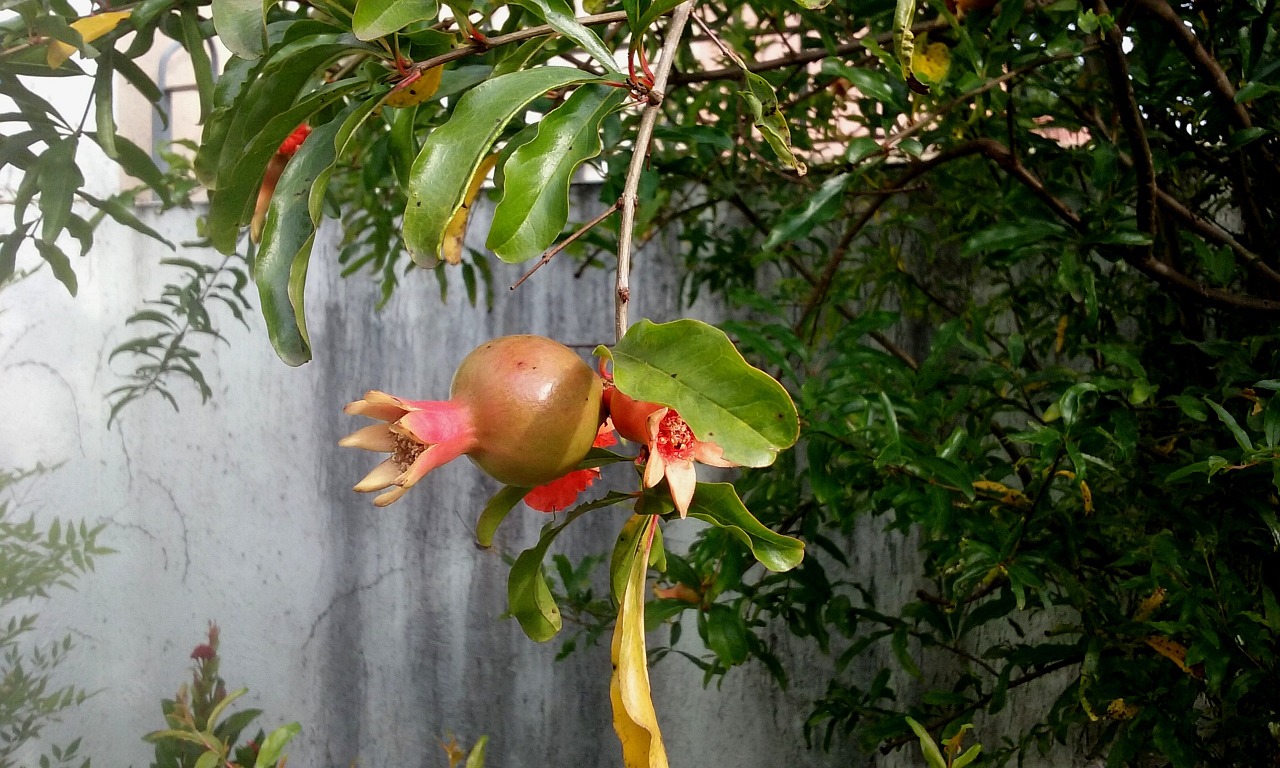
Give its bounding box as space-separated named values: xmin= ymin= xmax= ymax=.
xmin=340 ymin=390 xmax=478 ymax=507
xmin=640 ymin=407 xmax=735 ymax=516
xmin=606 ymin=387 xmax=736 ymax=517
xmin=523 ymin=420 xmax=617 ymax=513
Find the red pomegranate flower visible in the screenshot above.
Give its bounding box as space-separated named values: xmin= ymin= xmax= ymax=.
xmin=606 ymin=388 xmax=735 ymax=517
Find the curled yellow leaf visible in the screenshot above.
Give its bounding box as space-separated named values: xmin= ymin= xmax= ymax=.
xmin=385 ymin=66 xmax=443 ymax=108
xmin=1133 ymin=587 xmax=1167 ymax=622
xmin=441 ymin=152 xmax=499 ymax=265
xmin=1143 ymin=635 xmax=1204 ymax=679
xmin=910 ymin=38 xmax=951 ymax=88
xmin=47 ymin=10 xmax=132 ymax=68
xmin=610 ymin=516 xmax=668 ymax=768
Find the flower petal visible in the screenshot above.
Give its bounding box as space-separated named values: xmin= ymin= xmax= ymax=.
xmin=354 ymin=459 xmax=401 ymax=492
xmin=693 ymin=440 xmax=737 ymax=468
xmin=338 ymin=424 xmax=397 ymax=452
xmin=398 ymin=436 xmax=473 ymax=489
xmin=344 ymin=396 xmax=407 ymax=422
xmin=524 ymin=468 xmax=600 ymax=513
xmin=664 ymin=460 xmax=697 ymax=517
xmin=373 ymin=485 xmax=409 ymax=507
xmin=642 ymin=448 xmax=666 ymax=489
xmin=644 ymin=406 xmax=671 ymax=443
xmin=399 ymin=400 xmax=476 ymax=445
xmin=593 ymin=418 xmax=618 ymax=448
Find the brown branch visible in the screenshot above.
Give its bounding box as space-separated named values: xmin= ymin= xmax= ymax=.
xmin=1132 ymin=0 xmax=1251 ymax=129
xmin=969 ymin=138 xmax=1280 ymax=313
xmin=408 ymin=11 xmax=632 ymax=76
xmin=509 ymin=201 xmax=620 ymax=290
xmin=1155 ymin=189 xmax=1280 ymax=286
xmin=615 ymin=2 xmax=693 ymax=342
xmin=669 ymin=19 xmax=950 ymax=85
xmin=1095 ymin=0 xmax=1156 ymax=238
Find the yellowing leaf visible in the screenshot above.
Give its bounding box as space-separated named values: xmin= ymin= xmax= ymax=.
xmin=972 ymin=480 xmax=1031 ymax=509
xmin=1080 ymin=480 xmax=1094 ymax=514
xmin=385 ymin=65 xmax=444 ymax=108
xmin=911 ymin=39 xmax=951 ymax=87
xmin=1133 ymin=587 xmax=1167 ymax=622
xmin=1144 ymin=636 xmax=1204 ymax=679
xmin=441 ymin=152 xmax=499 ymax=265
xmin=47 ymin=10 xmax=132 ymax=68
xmin=610 ymin=516 xmax=668 ymax=768
xmin=1106 ymin=698 xmax=1140 ymax=720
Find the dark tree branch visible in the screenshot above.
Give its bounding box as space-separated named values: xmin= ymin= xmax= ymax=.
xmin=1132 ymin=0 xmax=1252 ymax=129
xmin=1094 ymin=0 xmax=1157 ymax=238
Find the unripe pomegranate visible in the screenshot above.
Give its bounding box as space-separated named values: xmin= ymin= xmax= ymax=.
xmin=341 ymin=335 xmax=603 ymax=506
xmin=453 ymin=335 xmax=603 ymax=485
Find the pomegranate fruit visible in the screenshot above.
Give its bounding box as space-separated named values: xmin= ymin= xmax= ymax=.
xmin=341 ymin=335 xmax=603 ymax=506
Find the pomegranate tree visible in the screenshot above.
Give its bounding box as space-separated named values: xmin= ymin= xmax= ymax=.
xmin=341 ymin=335 xmax=603 ymax=506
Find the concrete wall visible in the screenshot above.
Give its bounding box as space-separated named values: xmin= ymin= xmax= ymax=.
xmin=0 ymin=191 xmax=877 ymax=768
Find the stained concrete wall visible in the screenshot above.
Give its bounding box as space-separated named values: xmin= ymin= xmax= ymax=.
xmin=0 ymin=191 xmax=887 ymax=768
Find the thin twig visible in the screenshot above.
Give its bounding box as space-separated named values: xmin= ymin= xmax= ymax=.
xmin=510 ymin=200 xmax=620 ymax=290
xmin=407 ymin=11 xmax=633 ymax=76
xmin=669 ymin=19 xmax=950 ymax=84
xmin=615 ymin=2 xmax=694 ymax=342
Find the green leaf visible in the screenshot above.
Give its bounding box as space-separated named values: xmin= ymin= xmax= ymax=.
xmin=509 ymin=524 xmax=569 ymax=642
xmin=1205 ymin=399 xmax=1254 ymax=452
xmin=213 ymin=0 xmax=272 ymax=58
xmin=952 ymin=744 xmax=983 ymax=768
xmin=762 ymin=173 xmax=850 ymax=250
xmin=510 ymin=0 xmax=622 ymax=74
xmin=92 ymin=51 xmax=117 ymax=158
xmin=636 ymin=0 xmax=687 ymax=33
xmin=80 ymin=192 xmax=174 ymax=247
xmin=204 ymin=688 xmax=248 ymax=731
xmin=464 ymin=735 xmax=488 ymax=768
xmin=252 ymin=722 xmax=300 ymax=768
xmin=37 ymin=137 xmax=82 ymax=244
xmin=892 ymin=0 xmax=918 ymax=83
xmin=194 ymin=751 xmax=220 ymax=768
xmin=905 ymin=717 xmax=948 ymax=768
xmin=703 ymin=603 xmax=750 ymax=665
xmin=488 ymin=84 xmax=625 ymax=262
xmin=352 ymin=0 xmax=440 ymax=41
xmin=207 ymin=77 xmax=366 ymax=254
xmin=199 ymin=26 xmax=365 ymax=193
xmin=34 ymin=240 xmax=77 ymax=296
xmin=179 ymin=6 xmax=216 ymax=120
xmin=1228 ymin=126 xmax=1269 ymax=148
xmin=845 ymin=135 xmax=883 ymax=164
xmin=685 ymin=483 xmax=804 ymax=572
xmin=740 ymin=71 xmax=806 ymax=175
xmin=964 ymin=220 xmax=1066 ymax=254
xmin=611 ymin=318 xmax=800 ymax=467
xmin=611 ymin=513 xmax=650 ymax=606
xmin=822 ymin=61 xmax=896 ymax=103
xmin=476 ymin=485 xmax=530 ymax=547
xmin=257 ymin=97 xmax=380 ymax=365
xmin=403 ymin=67 xmax=598 ymax=266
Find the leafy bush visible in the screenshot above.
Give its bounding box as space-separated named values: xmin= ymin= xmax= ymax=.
xmin=0 ymin=466 xmax=109 ymax=768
